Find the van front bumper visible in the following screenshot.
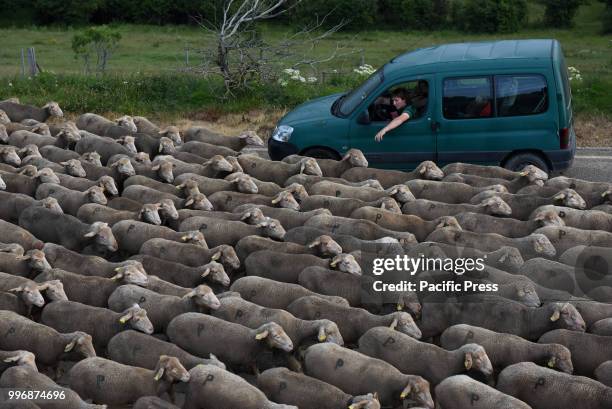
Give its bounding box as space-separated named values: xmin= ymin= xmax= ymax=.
xmin=268 ymin=138 xmax=299 ymax=161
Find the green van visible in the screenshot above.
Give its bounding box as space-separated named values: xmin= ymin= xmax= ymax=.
xmin=268 ymin=39 xmax=576 ymax=172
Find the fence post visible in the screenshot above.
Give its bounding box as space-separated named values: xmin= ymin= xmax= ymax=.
xmin=20 ymin=48 xmax=26 ymax=76
xmin=185 ymin=45 xmax=190 ymax=67
xmin=27 ymin=47 xmax=40 ymax=76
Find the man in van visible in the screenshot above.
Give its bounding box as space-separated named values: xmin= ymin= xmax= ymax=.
xmin=374 ymin=88 xmax=416 ymax=142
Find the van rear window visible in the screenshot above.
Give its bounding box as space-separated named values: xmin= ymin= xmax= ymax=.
xmin=495 ymin=75 xmax=548 ymax=117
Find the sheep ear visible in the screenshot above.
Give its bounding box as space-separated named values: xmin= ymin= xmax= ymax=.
xmin=419 ymin=166 xmax=426 ymax=175
xmin=299 ymin=162 xmax=306 ymax=174
xmin=16 ymin=254 xmax=31 ymax=261
xmin=8 ymin=286 xmax=23 ymax=293
xmin=550 ymin=309 xmax=560 ymax=322
xmin=3 ymin=356 xmax=20 ymax=363
xmin=211 ymin=251 xmax=221 ymax=261
xmin=184 ymin=198 xmax=195 ymax=206
xmin=119 ymin=311 xmax=133 ymax=324
xmin=519 ymin=171 xmax=529 ymax=176
xmin=256 ymin=221 xmax=269 ymax=228
xmin=553 ymin=192 xmax=566 ymax=201
xmin=464 ymin=353 xmax=473 ymax=370
xmin=64 ymin=339 xmax=76 ymax=352
xmin=389 ymin=318 xmax=398 ymax=330
xmin=308 ymin=238 xmax=321 ymax=248
xmin=329 ymin=256 xmax=340 ymax=267
xmin=240 ymin=212 xmax=252 ymax=221
xmin=151 ymin=164 xmax=160 ymax=170
xmin=255 ymin=330 xmax=269 ymax=340
xmin=153 ymin=367 xmax=165 ymax=381
xmin=109 ymin=273 xmax=122 ymax=281
xmin=83 ymin=230 xmax=96 ymax=238
xmin=271 ymin=196 xmax=281 ymax=204
xmin=318 ymin=326 xmax=327 ymax=342
xmin=158 ymin=144 xmax=164 ymax=152
xmin=201 ymin=268 xmax=210 ymax=278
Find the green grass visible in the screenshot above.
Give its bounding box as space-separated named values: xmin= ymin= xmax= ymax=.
xmin=0 ymin=2 xmax=610 ymax=119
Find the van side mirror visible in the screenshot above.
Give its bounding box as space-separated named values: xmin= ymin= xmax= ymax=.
xmin=356 ymin=111 xmax=371 ymax=125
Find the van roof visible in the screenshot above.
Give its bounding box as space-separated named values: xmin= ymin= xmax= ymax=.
xmin=391 ymin=39 xmax=556 ymax=67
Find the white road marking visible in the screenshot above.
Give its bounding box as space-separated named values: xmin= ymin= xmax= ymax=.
xmin=575 ymin=155 xmax=612 ymax=160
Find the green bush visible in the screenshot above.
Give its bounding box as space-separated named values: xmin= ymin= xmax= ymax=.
xmin=288 ymin=0 xmax=379 ymax=30
xmin=451 ymin=0 xmax=527 ymax=32
xmin=400 ymin=0 xmax=449 ymax=30
xmin=33 ymin=0 xmax=101 ymax=24
xmin=539 ymin=0 xmax=587 ymax=28
xmin=602 ymin=0 xmax=612 ymax=33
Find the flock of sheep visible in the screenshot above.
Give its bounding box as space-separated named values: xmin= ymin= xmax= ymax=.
xmin=0 ymin=98 xmax=611 ymax=409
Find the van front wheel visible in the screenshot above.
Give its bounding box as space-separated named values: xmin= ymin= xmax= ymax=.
xmin=302 ymin=147 xmax=341 ymax=160
xmin=503 ymin=153 xmax=550 ymax=173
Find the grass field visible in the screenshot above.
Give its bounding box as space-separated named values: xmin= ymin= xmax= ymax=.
xmin=0 ymin=2 xmax=610 ymax=144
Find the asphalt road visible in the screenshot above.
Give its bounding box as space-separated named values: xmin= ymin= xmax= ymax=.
xmin=560 ymin=148 xmax=612 ymax=182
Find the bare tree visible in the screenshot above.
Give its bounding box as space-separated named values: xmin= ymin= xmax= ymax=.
xmin=194 ymin=0 xmax=359 ymax=94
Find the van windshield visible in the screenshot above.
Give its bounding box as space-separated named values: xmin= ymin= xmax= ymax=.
xmin=338 ymin=67 xmax=384 ymax=116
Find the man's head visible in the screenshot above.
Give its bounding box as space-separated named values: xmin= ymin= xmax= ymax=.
xmin=391 ymin=88 xmax=408 ymax=110
xmin=416 ymin=80 xmax=428 ymax=96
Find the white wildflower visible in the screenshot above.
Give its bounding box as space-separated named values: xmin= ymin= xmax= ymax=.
xmin=307 ymin=77 xmax=317 ymax=83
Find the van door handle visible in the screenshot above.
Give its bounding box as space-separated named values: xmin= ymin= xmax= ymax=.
xmin=431 ymin=121 xmax=440 ymax=132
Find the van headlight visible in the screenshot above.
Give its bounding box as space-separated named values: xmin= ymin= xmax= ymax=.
xmin=272 ymin=125 xmax=293 ymax=142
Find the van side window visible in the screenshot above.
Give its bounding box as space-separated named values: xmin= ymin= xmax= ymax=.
xmin=443 ymin=77 xmax=492 ymax=119
xmin=495 ymin=75 xmax=548 ymax=117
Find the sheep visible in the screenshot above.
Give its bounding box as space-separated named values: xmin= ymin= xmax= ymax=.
xmin=0 ymin=167 xmax=60 ymax=196
xmin=81 ymin=151 xmax=104 ymax=167
xmin=108 ymin=284 xmax=220 ymax=332
xmin=519 ymin=176 xmax=612 ymax=208
xmin=108 ymin=197 xmax=178 ymax=222
xmin=124 ymin=174 xmax=181 ymax=195
xmin=121 ymin=184 xmax=212 ymax=211
xmin=283 ymin=149 xmax=369 ymax=178
xmin=443 ymin=165 xmax=548 ymax=193
xmin=111 ymin=219 xmax=205 ymax=255
xmin=419 ymin=295 xmax=586 ymax=340
xmin=36 ymin=144 xmax=78 ymax=164
xmin=0 ymin=146 xmax=21 ymax=167
xmin=534 ymin=226 xmax=612 ymax=256
xmin=160 ymin=137 xmax=238 ymax=160
xmin=307 ymin=181 xmax=412 ymax=203
xmin=56 ymin=174 xmax=118 ymax=197
xmin=19 ymin=207 xmax=118 ymax=253
xmin=402 ymin=196 xmax=513 ymax=220
xmin=232 ymin=205 xmax=331 ymax=230
xmin=358 ymin=326 xmax=493 ymax=385
xmin=0 ymin=249 xmax=49 ymax=279
xmin=531 ymin=205 xmax=612 ymax=231
xmin=77 ymin=202 xmax=161 ymax=226
xmin=0 ymin=273 xmax=46 ymax=313
xmin=426 ymin=227 xmax=557 ymax=260
xmin=440 ymin=323 xmax=573 ymax=374
xmin=174 ymin=172 xmax=257 ymax=196
xmin=76 ymin=113 xmax=135 ymax=136
xmin=133 ymin=115 xmax=160 ymax=134
xmin=0 ymin=243 xmax=24 ymax=256
xmin=350 ymin=206 xmax=462 ymax=241
xmin=208 ymin=190 xmax=300 ymax=212
xmin=284 ymin=173 xmax=383 ymax=190
xmin=34 ymin=267 xmax=148 ymax=307
xmin=303 ymin=343 xmax=434 ymax=408
xmin=341 ymin=160 xmax=444 ymax=189
xmin=0 ymin=191 xmax=63 ymax=223
xmin=0 ymin=310 xmax=96 ymax=366
xmin=284 ymin=226 xmax=405 ymax=254
xmin=8 ymin=127 xmax=80 ymax=149
xmin=151 ymin=154 xmax=235 ymax=179
xmin=304 ymin=213 xmax=417 ymax=244
xmin=497 ymin=362 xmax=612 ymax=409
xmin=300 ymin=196 xmax=402 ymax=217
xmin=435 ymin=375 xmax=532 ymax=409
xmin=179 ymin=215 xmax=286 ymax=247
xmin=107 ymin=330 xmax=225 ymax=373
xmin=258 ymin=367 xmax=381 ymax=409
xmin=211 ymin=295 xmax=343 ymax=347
xmin=0 ymin=350 xmax=37 ymax=374
xmin=0 ymin=219 xmax=44 ymax=251
xmin=75 ymin=133 xmax=136 ymax=165
xmin=238 ymin=154 xmax=322 ymax=186
xmin=183 ymin=364 xmax=297 ymax=409
xmin=0 ymin=101 xmax=63 ymax=122
xmin=0 ymin=109 xmax=9 ymax=124
xmin=245 ymin=250 xmax=360 ymax=283
xmin=595 ymin=361 xmax=612 ymax=387
xmin=166 ymin=313 xmax=293 ymax=372
xmin=538 ymin=329 xmax=612 ymax=377
xmin=235 ymin=234 xmax=341 ymax=262
xmin=41 ymin=301 xmax=154 ymax=349
xmin=287 ymin=295 xmax=421 ymax=344
xmin=454 ymin=210 xmax=564 ymax=238
xmin=167 ymin=208 xmax=266 ymax=230
xmin=229 ymin=276 xmax=349 ymax=309
xmin=442 ymin=162 xmax=527 ymax=180
xmin=184 ymin=128 xmax=265 ymax=150
xmin=68 ymin=355 xmax=190 ymax=406
xmin=34 ymin=183 xmax=106 ymax=216
xmin=1 ymin=366 xmax=107 ymax=409
xmin=130 ymin=253 xmax=230 ymax=287
xmin=137 ymin=239 xmax=240 ymax=271
xmin=23 ymin=157 xmax=88 ymax=180
xmin=516 ymin=257 xmax=588 ymax=296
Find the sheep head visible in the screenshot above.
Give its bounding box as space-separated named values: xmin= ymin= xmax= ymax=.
xmin=159 ymin=126 xmax=182 ymax=145
xmin=515 ymin=282 xmax=540 ymax=307
xmin=37 ymin=280 xmax=68 ymax=302
xmin=362 ymin=179 xmax=384 ymax=190
xmin=435 ymin=216 xmax=462 ymax=231
xmin=239 ymin=207 xmax=266 ymax=225
xmin=553 ymin=188 xmax=587 ymax=210
xmin=118 ymin=304 xmax=154 ymax=334
xmin=237 ymin=130 xmax=264 ymax=147
xmin=2 ymin=350 xmax=37 ymax=372
xmin=227 ymin=172 xmax=258 ymax=194
xmin=176 ymin=178 xmax=201 ymax=196
xmin=180 ymin=230 xmax=208 ymax=248
xmin=284 ymin=183 xmax=308 ymax=202
xmin=56 ymin=122 xmax=81 ymax=143
xmin=389 ymin=312 xmax=422 ymax=339
xmin=0 ymin=243 xmax=24 ymax=256
xmin=158 ymin=137 xmax=175 ymax=154
xmin=210 ymin=245 xmax=240 ymax=270
xmin=549 ymin=302 xmax=586 ymax=332
xmin=84 ymin=222 xmax=118 ymax=252
xmin=183 ymin=284 xmax=221 ymax=310
xmin=63 ymin=331 xmax=96 ymax=358
xmin=153 ymin=355 xmax=190 ymax=383
xmin=225 ymin=155 xmax=243 ymax=173
xmin=0 ymin=110 xmax=10 ymax=125
xmin=399 ymin=376 xmax=433 ymax=409
xmin=111 ymin=263 xmax=149 ymax=286
xmin=98 ymin=176 xmax=119 ymax=196
xmin=31 ymin=123 xmax=51 ymax=137
xmin=158 ymin=199 xmax=179 ymax=220
xmin=461 ymin=343 xmax=493 ymax=377
xmin=271 ymin=191 xmax=300 ymax=211
xmin=349 ymin=393 xmax=381 ymax=409
xmin=533 ymin=209 xmax=565 ymax=228
xmin=342 ymin=149 xmax=368 ymax=168
xmin=138 ymin=203 xmax=162 ymax=225
xmin=42 ymin=101 xmax=63 ymax=118
xmin=307 ymin=235 xmax=342 ymax=256
xmin=298 ymin=158 xmax=322 ymax=176
xmin=81 ymin=152 xmax=102 ymax=167
xmin=531 ymin=233 xmax=556 ymax=258
xmin=547 ymin=344 xmax=573 ymax=374
xmin=493 ymin=246 xmax=524 ymax=269
xmin=116 ymin=135 xmax=137 ymax=154
xmin=315 ymin=319 xmax=344 ymax=345
xmin=34 ymin=168 xmax=60 ymax=184
xmin=18 ymin=144 xmax=41 ymax=158
xmin=518 ymin=164 xmax=548 ymax=185
xmin=184 ymin=193 xmax=213 ymax=211
xmin=387 ymin=185 xmax=415 ymax=204
xmin=151 ymin=159 xmax=174 ymax=183
xmin=329 ymin=253 xmax=361 ymax=275
xmin=200 ymin=261 xmax=230 ymax=287
xmin=479 ymin=196 xmax=512 ymax=217
xmin=416 ymin=160 xmax=444 ymax=180
xmin=8 ymin=283 xmax=44 ymax=307
xmin=60 ymin=159 xmax=86 ymax=178
xmin=253 ymin=322 xmax=293 ymax=352
xmin=116 ymin=115 xmax=137 ymax=132
xmin=17 ymin=249 xmax=52 ymax=272
xmin=601 ymin=189 xmax=612 ymax=204
xmin=19 ymin=165 xmax=39 ymax=177
xmin=380 ymin=197 xmax=401 ymax=214
xmin=256 ymin=217 xmax=286 ymax=240
xmin=86 ymin=186 xmax=108 ymax=205
xmin=133 ymin=151 xmax=150 ymax=164
xmin=0 ymin=146 xmax=21 ymax=167
xmin=204 ymin=155 xmax=233 ymax=172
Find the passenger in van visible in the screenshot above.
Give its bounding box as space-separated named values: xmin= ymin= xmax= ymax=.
xmin=411 ymin=80 xmax=429 ymax=115
xmin=374 ymin=88 xmax=416 ymax=142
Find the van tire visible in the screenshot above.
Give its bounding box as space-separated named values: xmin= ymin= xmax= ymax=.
xmin=301 ymin=147 xmax=341 ymax=160
xmin=504 ymin=153 xmax=550 ymax=173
